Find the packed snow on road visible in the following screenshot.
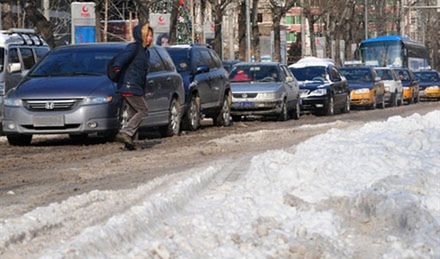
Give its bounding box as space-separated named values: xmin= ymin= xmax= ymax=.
xmin=1 ymin=111 xmax=439 ymax=258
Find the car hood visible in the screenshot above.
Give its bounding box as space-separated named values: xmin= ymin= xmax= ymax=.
xmin=231 ymin=82 xmax=283 ymax=93
xmin=419 ymin=81 xmax=440 ymax=88
xmin=347 ymin=81 xmax=373 ymax=90
xmin=298 ymin=81 xmax=330 ymax=90
xmin=14 ymin=76 xmax=115 ymax=99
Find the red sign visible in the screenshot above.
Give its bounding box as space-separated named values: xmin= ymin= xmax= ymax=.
xmin=81 ymin=5 xmax=91 ymax=18
xmin=158 ymin=16 xmax=166 ymax=25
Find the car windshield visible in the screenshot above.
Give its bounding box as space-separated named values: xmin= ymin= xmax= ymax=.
xmin=289 ymin=66 xmax=327 ymax=82
xmin=0 ymin=47 xmax=4 ymax=72
xmin=166 ymin=48 xmax=190 ymax=73
xmin=29 ymin=48 xmax=120 ymax=77
xmin=396 ymin=70 xmax=411 ymax=82
xmin=375 ymin=69 xmax=393 ymax=80
xmin=340 ymin=68 xmax=373 ymax=82
xmin=415 ymin=72 xmax=440 ymax=82
xmin=230 ymin=65 xmax=281 ymax=82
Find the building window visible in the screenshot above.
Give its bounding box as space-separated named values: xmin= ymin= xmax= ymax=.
xmin=258 ymin=13 xmax=263 ymax=23
xmin=294 ymin=16 xmax=301 ymax=24
xmin=287 ymin=32 xmax=297 ymax=43
xmin=285 ymin=16 xmax=294 ymax=25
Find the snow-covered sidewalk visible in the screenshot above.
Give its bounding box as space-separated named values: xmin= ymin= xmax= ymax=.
xmin=1 ymin=111 xmax=439 ymax=258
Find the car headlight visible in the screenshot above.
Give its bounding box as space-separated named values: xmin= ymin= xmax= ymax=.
xmin=353 ymin=88 xmax=370 ymax=94
xmin=427 ymin=86 xmax=439 ymax=90
xmin=4 ymin=98 xmax=22 ymax=107
xmin=83 ymin=96 xmax=113 ymax=105
xmin=258 ymin=92 xmax=278 ymax=99
xmin=309 ymin=88 xmax=327 ymax=96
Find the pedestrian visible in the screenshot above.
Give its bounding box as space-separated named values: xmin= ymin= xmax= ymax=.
xmin=156 ymin=33 xmax=170 ymax=47
xmin=109 ymin=23 xmax=153 ymax=150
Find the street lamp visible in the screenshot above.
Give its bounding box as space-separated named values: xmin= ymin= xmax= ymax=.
xmin=365 ymin=0 xmax=368 ymax=39
xmin=245 ymin=0 xmax=251 ymax=62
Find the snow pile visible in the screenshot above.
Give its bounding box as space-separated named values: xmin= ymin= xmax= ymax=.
xmin=1 ymin=111 xmax=439 ymax=258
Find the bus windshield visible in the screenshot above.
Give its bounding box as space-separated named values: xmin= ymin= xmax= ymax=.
xmin=360 ymin=41 xmax=402 ymax=67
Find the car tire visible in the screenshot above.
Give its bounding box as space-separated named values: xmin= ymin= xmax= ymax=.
xmin=378 ymin=95 xmax=385 ymax=109
xmin=325 ymin=96 xmax=335 ymax=116
xmin=159 ymin=98 xmax=181 ymax=137
xmin=7 ymin=134 xmax=32 ymax=146
xmin=278 ymin=99 xmax=289 ymax=121
xmin=214 ymin=92 xmax=232 ymax=127
xmin=370 ymin=95 xmax=377 ymax=110
xmin=292 ymin=100 xmax=301 ymax=120
xmin=342 ymin=94 xmax=350 ymax=113
xmin=182 ymin=93 xmax=201 ymax=131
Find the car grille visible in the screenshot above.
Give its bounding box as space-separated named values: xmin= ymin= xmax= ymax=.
xmin=233 ymin=93 xmax=258 ymax=99
xmin=23 ymin=99 xmax=80 ymax=111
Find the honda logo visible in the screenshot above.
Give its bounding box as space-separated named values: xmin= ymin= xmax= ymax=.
xmin=45 ymin=102 xmax=55 ymax=110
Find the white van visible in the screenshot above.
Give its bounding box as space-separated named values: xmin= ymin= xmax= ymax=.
xmin=0 ymin=29 xmax=50 ymax=120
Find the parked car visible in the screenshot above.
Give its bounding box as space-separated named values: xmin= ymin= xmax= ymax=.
xmin=0 ymin=29 xmax=50 ymax=123
xmin=2 ymin=44 xmax=185 ymax=146
xmin=229 ymin=62 xmax=300 ymax=121
xmin=374 ymin=67 xmax=403 ymax=106
xmin=166 ymin=45 xmax=232 ymax=130
xmin=395 ymin=68 xmax=420 ymax=104
xmin=340 ymin=66 xmax=386 ymax=109
xmin=222 ymin=60 xmax=241 ymax=74
xmin=414 ymin=70 xmax=440 ymax=101
xmin=289 ymin=57 xmax=350 ymax=115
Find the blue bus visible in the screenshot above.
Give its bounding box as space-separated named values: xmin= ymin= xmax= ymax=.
xmin=359 ymin=35 xmax=429 ymax=70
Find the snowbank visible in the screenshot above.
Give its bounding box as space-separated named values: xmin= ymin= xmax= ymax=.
xmin=1 ymin=111 xmax=439 ymax=258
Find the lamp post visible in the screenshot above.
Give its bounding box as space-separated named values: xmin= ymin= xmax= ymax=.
xmin=365 ymin=0 xmax=368 ymax=39
xmin=245 ymin=0 xmax=251 ymax=62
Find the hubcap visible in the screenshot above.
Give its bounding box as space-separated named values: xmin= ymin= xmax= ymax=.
xmin=329 ymin=97 xmax=334 ymax=114
xmin=222 ymin=98 xmax=230 ymax=123
xmin=190 ymin=99 xmax=199 ymax=127
xmin=170 ymin=102 xmax=179 ymax=133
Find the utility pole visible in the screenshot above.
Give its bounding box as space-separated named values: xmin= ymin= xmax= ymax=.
xmin=245 ymin=0 xmax=251 ymax=62
xmin=0 ymin=3 xmax=2 ymax=30
xmin=301 ymin=0 xmax=305 ymax=57
xmin=191 ymin=0 xmax=195 ymax=43
xmin=364 ymin=0 xmax=368 ymax=39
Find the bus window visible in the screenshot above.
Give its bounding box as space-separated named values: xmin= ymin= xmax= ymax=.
xmin=0 ymin=47 xmax=4 ymax=72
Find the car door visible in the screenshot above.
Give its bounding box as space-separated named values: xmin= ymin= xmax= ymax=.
xmin=281 ymin=65 xmax=298 ymax=102
xmin=145 ymin=48 xmax=166 ymax=116
xmin=207 ymin=49 xmax=225 ymax=107
xmin=329 ymin=66 xmax=345 ymax=106
xmin=191 ymin=48 xmax=212 ymax=110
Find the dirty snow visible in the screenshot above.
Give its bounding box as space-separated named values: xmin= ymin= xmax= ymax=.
xmin=1 ymin=111 xmax=439 ymax=258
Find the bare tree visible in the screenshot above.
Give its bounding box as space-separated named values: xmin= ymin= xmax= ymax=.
xmin=24 ymin=1 xmax=56 ymax=47
xmin=208 ymin=0 xmax=234 ymax=57
xmin=269 ymin=0 xmax=299 ymax=62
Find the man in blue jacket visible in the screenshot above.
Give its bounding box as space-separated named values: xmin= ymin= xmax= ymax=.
xmin=111 ymin=23 xmax=153 ymax=150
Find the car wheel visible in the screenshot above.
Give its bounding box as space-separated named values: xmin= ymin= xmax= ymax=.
xmin=370 ymin=95 xmax=377 ymax=110
xmin=378 ymin=95 xmax=385 ymax=109
xmin=182 ymin=93 xmax=201 ymax=131
xmin=278 ymin=99 xmax=289 ymax=121
xmin=215 ymin=92 xmax=232 ymax=127
xmin=325 ymin=96 xmax=335 ymax=116
xmin=159 ymin=98 xmax=181 ymax=137
xmin=292 ymin=100 xmax=301 ymax=120
xmin=342 ymin=94 xmax=350 ymax=113
xmin=7 ymin=134 xmax=32 ymax=146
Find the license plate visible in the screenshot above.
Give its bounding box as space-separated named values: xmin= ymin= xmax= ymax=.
xmin=33 ymin=115 xmax=65 ymax=127
xmin=235 ymin=101 xmax=255 ymax=108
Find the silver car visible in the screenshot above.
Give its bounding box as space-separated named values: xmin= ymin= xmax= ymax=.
xmin=230 ymin=62 xmax=300 ymax=121
xmin=2 ymin=44 xmax=185 ymax=146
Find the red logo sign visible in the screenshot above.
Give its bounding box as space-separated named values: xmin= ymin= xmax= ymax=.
xmin=158 ymin=16 xmax=166 ymax=25
xmin=81 ymin=5 xmax=91 ymax=18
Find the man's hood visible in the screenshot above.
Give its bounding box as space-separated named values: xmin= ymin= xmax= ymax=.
xmin=133 ymin=23 xmax=144 ymax=43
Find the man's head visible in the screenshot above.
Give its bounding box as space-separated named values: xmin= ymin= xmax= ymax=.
xmin=141 ymin=24 xmax=154 ymax=48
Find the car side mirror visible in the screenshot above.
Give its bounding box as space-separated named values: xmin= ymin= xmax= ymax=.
xmin=195 ymin=65 xmax=209 ymax=75
xmin=8 ymin=63 xmax=22 ymax=73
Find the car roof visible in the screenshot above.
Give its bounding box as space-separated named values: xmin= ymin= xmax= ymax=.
xmin=234 ymin=62 xmax=281 ymax=66
xmin=289 ymin=57 xmax=334 ymax=68
xmin=340 ymin=66 xmax=372 ymax=70
xmin=0 ymin=29 xmax=48 ymax=47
